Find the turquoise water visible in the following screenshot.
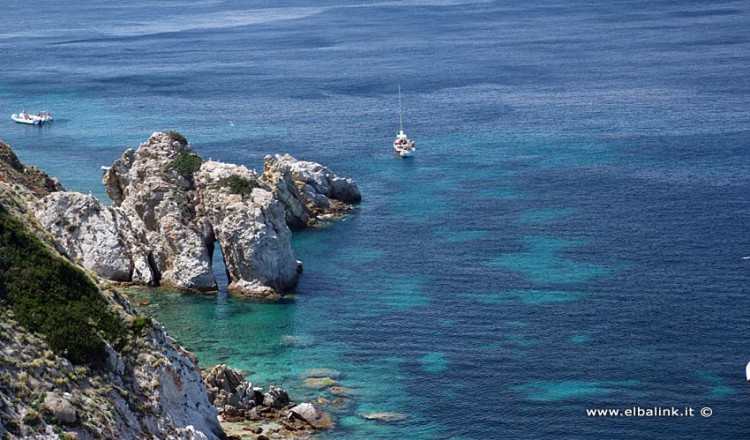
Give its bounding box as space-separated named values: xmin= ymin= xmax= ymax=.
xmin=3 ymin=1 xmax=750 ymax=438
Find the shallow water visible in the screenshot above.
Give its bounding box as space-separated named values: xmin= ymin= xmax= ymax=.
xmin=2 ymin=1 xmax=750 ymax=438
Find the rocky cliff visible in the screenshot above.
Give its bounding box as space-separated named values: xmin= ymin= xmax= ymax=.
xmin=34 ymin=132 xmax=359 ymax=298
xmin=0 ymin=144 xmax=224 ymax=439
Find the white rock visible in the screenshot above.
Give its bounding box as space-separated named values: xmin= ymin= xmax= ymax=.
xmin=195 ymin=161 xmax=299 ymax=297
xmin=33 ymin=192 xmax=133 ymax=281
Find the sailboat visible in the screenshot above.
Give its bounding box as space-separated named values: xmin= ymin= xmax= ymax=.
xmin=393 ymin=85 xmax=415 ymax=158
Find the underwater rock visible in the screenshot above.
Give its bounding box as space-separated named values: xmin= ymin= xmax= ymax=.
xmin=359 ymin=412 xmax=409 ymax=422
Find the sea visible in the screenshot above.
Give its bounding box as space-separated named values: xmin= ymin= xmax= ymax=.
xmin=2 ymin=1 xmax=749 ymax=438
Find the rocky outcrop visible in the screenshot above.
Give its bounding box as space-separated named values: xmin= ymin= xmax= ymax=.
xmin=202 ymin=365 xmax=331 ymax=437
xmin=43 ymin=392 xmax=77 ymax=424
xmin=262 ymin=154 xmax=361 ymax=227
xmin=13 ymin=132 xmax=358 ymax=297
xmin=195 ymin=162 xmax=299 ymax=297
xmin=101 ymin=133 xmax=216 ymax=291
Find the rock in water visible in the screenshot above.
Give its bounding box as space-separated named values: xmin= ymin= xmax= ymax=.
xmin=359 ymin=412 xmax=409 ymax=422
xmin=303 ymin=377 xmax=337 ymax=390
xmin=263 ymin=386 xmax=291 ymax=409
xmin=262 ymin=154 xmax=361 ymax=227
xmin=13 ymin=132 xmax=360 ymax=297
xmin=290 ymin=402 xmax=333 ymax=429
xmin=195 ymin=161 xmax=298 ymax=297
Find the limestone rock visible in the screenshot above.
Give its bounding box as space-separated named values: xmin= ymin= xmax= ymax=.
xmin=102 ymin=147 xmax=135 ymax=205
xmin=0 ymin=141 xmax=225 ymax=440
xmin=262 ymin=387 xmax=290 ymax=409
xmin=204 ymin=364 xmax=246 ymax=395
xmin=0 ymin=140 xmax=64 ymax=197
xmin=9 ymin=133 xmax=360 ymax=297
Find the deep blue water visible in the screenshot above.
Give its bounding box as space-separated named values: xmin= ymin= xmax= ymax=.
xmin=2 ymin=1 xmax=750 ymax=438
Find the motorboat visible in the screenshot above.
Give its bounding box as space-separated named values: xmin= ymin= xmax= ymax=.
xmin=11 ymin=110 xmax=53 ymax=125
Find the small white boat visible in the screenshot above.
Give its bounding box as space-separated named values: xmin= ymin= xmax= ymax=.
xmin=393 ymin=85 xmax=415 ymax=158
xmin=11 ymin=110 xmax=53 ymax=125
xmin=746 ymin=361 xmax=750 ymax=382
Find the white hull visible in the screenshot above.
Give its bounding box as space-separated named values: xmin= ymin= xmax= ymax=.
xmin=746 ymin=361 xmax=750 ymax=382
xmin=11 ymin=114 xmax=41 ymax=125
xmin=11 ymin=111 xmax=52 ymax=125
xmin=399 ymin=148 xmax=415 ymax=158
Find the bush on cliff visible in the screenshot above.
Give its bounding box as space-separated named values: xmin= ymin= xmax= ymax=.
xmin=217 ymin=175 xmax=259 ymax=196
xmin=164 ymin=130 xmax=188 ymax=145
xmin=0 ymin=209 xmax=126 ymax=366
xmin=169 ymin=151 xmax=203 ymax=178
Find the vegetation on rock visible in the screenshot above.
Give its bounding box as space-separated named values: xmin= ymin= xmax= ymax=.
xmin=217 ymin=175 xmax=259 ymax=196
xmin=169 ymin=151 xmax=203 ymax=178
xmin=0 ymin=208 xmax=126 ymax=366
xmin=164 ymin=131 xmax=188 ymax=145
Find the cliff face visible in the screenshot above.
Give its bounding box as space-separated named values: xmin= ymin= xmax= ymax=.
xmin=0 ymin=152 xmax=223 ymax=439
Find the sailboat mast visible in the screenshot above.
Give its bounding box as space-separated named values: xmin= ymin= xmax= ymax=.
xmin=398 ymin=84 xmax=403 ymax=132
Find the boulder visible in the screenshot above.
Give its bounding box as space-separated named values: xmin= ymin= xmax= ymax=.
xmin=203 ymin=364 xmax=245 ymax=395
xmin=43 ymin=392 xmax=76 ymax=424
xmin=290 ymin=403 xmax=333 ymax=429
xmin=262 ymin=386 xmax=290 ymax=409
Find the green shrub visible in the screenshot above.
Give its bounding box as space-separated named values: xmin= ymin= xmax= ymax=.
xmin=132 ymin=316 xmax=152 ymax=335
xmin=169 ymin=151 xmax=203 ymax=178
xmin=164 ymin=131 xmax=188 ymax=145
xmin=217 ymin=175 xmax=258 ymax=196
xmin=0 ymin=209 xmax=126 ymax=366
